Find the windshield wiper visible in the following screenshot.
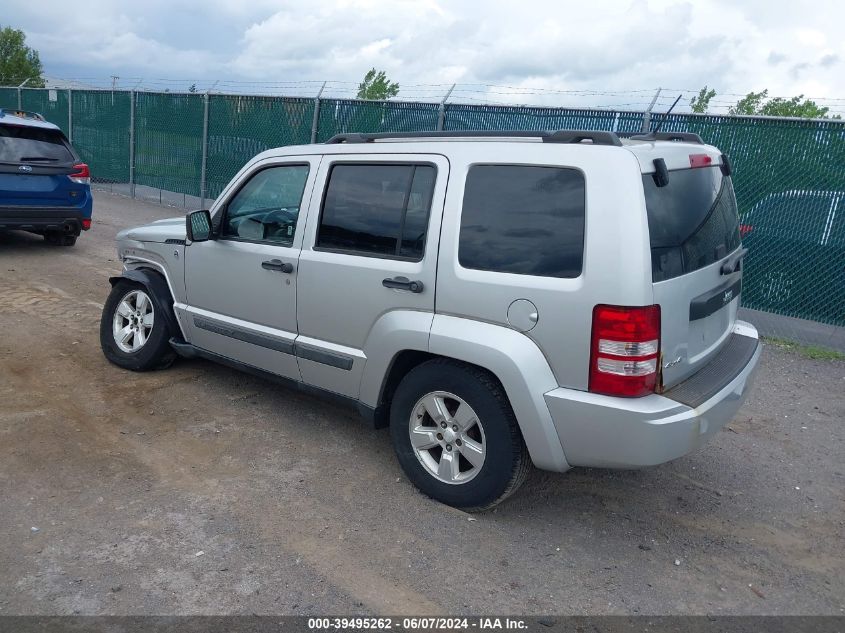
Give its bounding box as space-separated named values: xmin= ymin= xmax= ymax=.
xmin=19 ymin=156 xmax=60 ymax=162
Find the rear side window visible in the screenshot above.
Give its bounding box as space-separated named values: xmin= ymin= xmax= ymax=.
xmin=317 ymin=163 xmax=436 ymax=260
xmin=459 ymin=165 xmax=586 ymax=278
xmin=644 ymin=167 xmax=741 ymax=282
xmin=0 ymin=124 xmax=74 ymax=163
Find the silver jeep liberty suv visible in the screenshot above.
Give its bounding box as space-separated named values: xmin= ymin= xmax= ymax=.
xmin=101 ymin=130 xmax=761 ymax=510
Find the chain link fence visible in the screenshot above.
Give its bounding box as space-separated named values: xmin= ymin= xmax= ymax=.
xmin=2 ymin=86 xmax=843 ymax=350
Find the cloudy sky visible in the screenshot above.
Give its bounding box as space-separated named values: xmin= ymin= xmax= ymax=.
xmin=4 ymin=0 xmax=844 ymax=113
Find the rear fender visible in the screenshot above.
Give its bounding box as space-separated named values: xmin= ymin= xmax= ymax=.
xmin=428 ymin=314 xmax=570 ymax=472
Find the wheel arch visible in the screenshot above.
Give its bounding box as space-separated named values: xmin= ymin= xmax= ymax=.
xmin=364 ymin=314 xmax=570 ymax=473
xmin=109 ymin=268 xmax=184 ymax=339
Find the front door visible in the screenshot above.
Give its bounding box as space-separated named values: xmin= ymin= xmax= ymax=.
xmin=295 ymin=154 xmax=449 ymax=397
xmin=182 ymin=157 xmax=320 ymax=380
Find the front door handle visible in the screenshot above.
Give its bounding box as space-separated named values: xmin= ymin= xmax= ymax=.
xmin=261 ymin=259 xmax=294 ymax=273
xmin=382 ymin=276 xmax=424 ymax=293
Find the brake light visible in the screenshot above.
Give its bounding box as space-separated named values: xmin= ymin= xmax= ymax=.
xmin=739 ymin=224 xmax=753 ymax=237
xmin=689 ymin=154 xmax=713 ymax=168
xmin=81 ymin=218 xmax=91 ymax=230
xmin=68 ymin=163 xmax=90 ymax=185
xmin=589 ymin=304 xmax=661 ymax=397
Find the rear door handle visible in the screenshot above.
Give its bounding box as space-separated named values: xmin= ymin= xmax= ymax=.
xmin=382 ymin=276 xmax=424 ymax=293
xmin=261 ymin=259 xmax=294 ymax=273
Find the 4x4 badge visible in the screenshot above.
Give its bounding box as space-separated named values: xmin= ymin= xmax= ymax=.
xmin=18 ymin=165 xmax=33 ymax=172
xmin=723 ymin=289 xmax=734 ymax=304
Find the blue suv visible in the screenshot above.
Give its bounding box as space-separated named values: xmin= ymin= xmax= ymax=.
xmin=0 ymin=108 xmax=92 ymax=246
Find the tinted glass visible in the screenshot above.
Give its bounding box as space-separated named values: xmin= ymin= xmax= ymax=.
xmin=317 ymin=164 xmax=436 ymax=259
xmin=0 ymin=124 xmax=74 ymax=163
xmin=459 ymin=165 xmax=586 ymax=278
xmin=222 ymin=165 xmax=309 ymax=245
xmin=643 ymin=167 xmax=741 ymax=281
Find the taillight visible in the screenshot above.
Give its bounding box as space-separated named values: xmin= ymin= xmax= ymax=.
xmin=688 ymin=154 xmax=713 ymax=168
xmin=81 ymin=218 xmax=92 ymax=230
xmin=589 ymin=304 xmax=661 ymax=398
xmin=68 ymin=163 xmax=90 ymax=185
xmin=739 ymin=224 xmax=753 ymax=237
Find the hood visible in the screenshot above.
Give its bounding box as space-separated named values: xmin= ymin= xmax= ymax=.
xmin=117 ymin=216 xmax=187 ymax=243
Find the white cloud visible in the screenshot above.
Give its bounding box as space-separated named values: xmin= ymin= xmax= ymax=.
xmin=2 ymin=0 xmax=844 ymax=113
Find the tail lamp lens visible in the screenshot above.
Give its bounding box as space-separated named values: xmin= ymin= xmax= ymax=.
xmin=589 ymin=304 xmax=661 ymax=397
xmin=69 ymin=163 xmax=90 ymax=185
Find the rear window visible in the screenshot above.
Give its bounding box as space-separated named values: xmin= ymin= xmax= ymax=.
xmin=643 ymin=166 xmax=741 ymax=282
xmin=459 ymin=165 xmax=586 ymax=278
xmin=0 ymin=124 xmax=74 ymax=163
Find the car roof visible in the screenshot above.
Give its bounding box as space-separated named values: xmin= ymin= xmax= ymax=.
xmin=251 ymin=129 xmax=723 ymax=174
xmin=0 ymin=108 xmax=61 ymax=131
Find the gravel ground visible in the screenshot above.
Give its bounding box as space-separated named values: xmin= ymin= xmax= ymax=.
xmin=0 ymin=192 xmax=843 ymax=616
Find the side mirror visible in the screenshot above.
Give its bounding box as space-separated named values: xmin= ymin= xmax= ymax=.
xmin=186 ymin=209 xmax=213 ymax=242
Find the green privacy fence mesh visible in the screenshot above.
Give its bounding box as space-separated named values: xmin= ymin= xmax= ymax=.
xmin=206 ymin=95 xmax=313 ymax=198
xmin=1 ymin=87 xmax=843 ymax=335
xmin=71 ymin=90 xmax=131 ymax=183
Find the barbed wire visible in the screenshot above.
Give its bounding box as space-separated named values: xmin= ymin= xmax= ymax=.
xmin=13 ymin=77 xmax=845 ymax=115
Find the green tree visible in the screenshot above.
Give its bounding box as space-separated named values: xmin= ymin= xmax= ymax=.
xmin=689 ymin=86 xmax=716 ymax=113
xmin=356 ymin=68 xmax=399 ymax=100
xmin=729 ymin=89 xmax=769 ymax=115
xmin=0 ymin=26 xmax=44 ymax=87
xmin=729 ymin=89 xmax=838 ymax=119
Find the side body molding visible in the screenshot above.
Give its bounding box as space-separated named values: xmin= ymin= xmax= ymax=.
xmin=427 ymin=314 xmax=570 ymax=473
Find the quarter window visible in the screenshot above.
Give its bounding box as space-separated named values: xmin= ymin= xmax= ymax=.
xmin=317 ymin=164 xmax=436 ymax=260
xmin=221 ymin=165 xmax=310 ymax=245
xmin=459 ymin=165 xmax=586 ymax=278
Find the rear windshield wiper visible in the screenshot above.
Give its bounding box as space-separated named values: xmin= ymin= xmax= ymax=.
xmin=19 ymin=156 xmax=60 ymax=162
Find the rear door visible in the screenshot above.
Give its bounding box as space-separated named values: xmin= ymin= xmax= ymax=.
xmin=0 ymin=123 xmax=82 ymax=207
xmin=643 ymin=163 xmax=744 ymax=388
xmin=295 ymin=154 xmax=447 ymax=398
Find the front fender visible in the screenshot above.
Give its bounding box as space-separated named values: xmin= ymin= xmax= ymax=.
xmin=109 ymin=269 xmax=184 ymax=339
xmin=428 ymin=315 xmax=570 ymax=473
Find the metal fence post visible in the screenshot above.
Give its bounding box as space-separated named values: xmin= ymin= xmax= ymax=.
xmin=17 ymin=78 xmax=30 ymax=109
xmin=200 ymin=91 xmax=210 ymax=209
xmin=310 ymin=81 xmax=327 ymax=144
xmin=67 ymin=89 xmax=73 ymax=142
xmin=642 ymin=87 xmax=661 ymax=132
xmin=437 ymin=84 xmax=456 ymax=131
xmin=129 ymin=90 xmax=136 ymax=198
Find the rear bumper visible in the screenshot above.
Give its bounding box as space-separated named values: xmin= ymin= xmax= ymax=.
xmin=544 ymin=320 xmax=761 ymax=469
xmin=0 ymin=205 xmax=91 ymax=234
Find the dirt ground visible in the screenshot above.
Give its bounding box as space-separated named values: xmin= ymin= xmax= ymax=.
xmin=0 ymin=191 xmax=843 ymax=616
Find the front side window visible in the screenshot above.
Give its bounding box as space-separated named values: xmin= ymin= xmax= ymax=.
xmin=221 ymin=165 xmax=309 ymax=244
xmin=317 ymin=163 xmax=436 ymax=260
xmin=459 ymin=165 xmax=586 ymax=278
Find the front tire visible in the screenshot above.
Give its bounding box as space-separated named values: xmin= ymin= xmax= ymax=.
xmin=100 ymin=280 xmax=176 ymax=371
xmin=389 ymin=359 xmax=531 ymax=511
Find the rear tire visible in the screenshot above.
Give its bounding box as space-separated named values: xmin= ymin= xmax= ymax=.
xmin=44 ymin=232 xmax=77 ymax=246
xmin=389 ymin=359 xmax=531 ymax=511
xmin=100 ymin=280 xmax=176 ymax=371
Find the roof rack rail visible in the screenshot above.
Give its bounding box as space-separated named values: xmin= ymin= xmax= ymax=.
xmin=621 ymin=131 xmax=704 ymax=144
xmin=0 ymin=108 xmax=46 ymax=121
xmin=324 ymin=130 xmax=623 ymax=147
